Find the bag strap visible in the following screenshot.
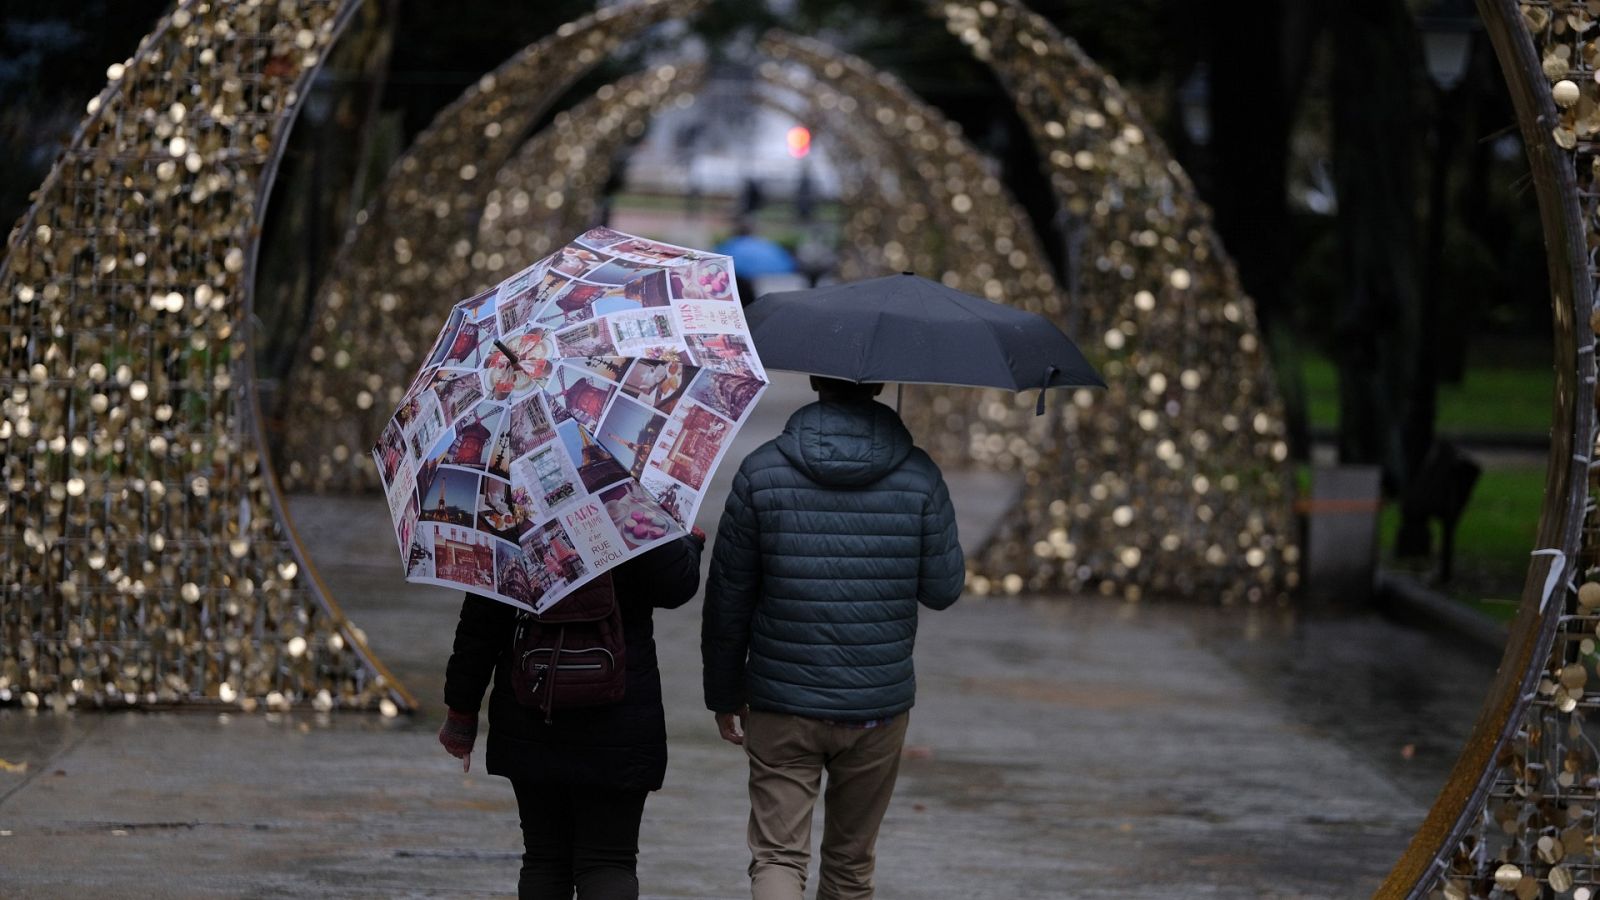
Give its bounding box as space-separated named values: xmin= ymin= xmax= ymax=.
xmin=534 ymin=573 xmax=616 ymax=624
xmin=541 ymin=625 xmax=565 ymax=724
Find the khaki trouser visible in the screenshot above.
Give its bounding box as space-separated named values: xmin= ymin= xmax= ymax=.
xmin=744 ymin=710 xmax=909 ymax=900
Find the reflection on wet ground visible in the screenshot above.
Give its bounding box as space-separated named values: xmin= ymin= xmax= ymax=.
xmin=1181 ymin=601 xmax=1495 ymax=804
xmin=0 ymin=498 xmax=1498 ymax=898
xmin=0 ymin=369 xmax=1501 ymax=897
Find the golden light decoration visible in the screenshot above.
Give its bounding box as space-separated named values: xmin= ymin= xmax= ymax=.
xmin=276 ymin=0 xmax=706 ymax=493
xmin=1378 ymin=2 xmax=1600 ymax=895
xmin=757 ymin=31 xmax=1061 ymax=320
xmin=751 ymin=76 xmax=913 ymax=276
xmin=931 ymin=0 xmax=1297 ymax=604
xmin=471 ymin=61 xmax=708 ymax=291
xmin=753 ymin=34 xmax=1102 ymax=557
xmin=0 ymin=0 xmax=411 ymax=713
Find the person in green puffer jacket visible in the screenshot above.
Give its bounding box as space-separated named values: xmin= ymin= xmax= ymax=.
xmin=701 ymin=376 xmax=964 ymax=900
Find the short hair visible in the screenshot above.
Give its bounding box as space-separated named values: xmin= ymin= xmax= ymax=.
xmin=810 ymin=376 xmax=884 ymax=400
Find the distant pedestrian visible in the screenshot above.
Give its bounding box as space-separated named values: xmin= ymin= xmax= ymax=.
xmin=440 ymin=532 xmax=703 ymax=900
xmin=701 ymin=377 xmax=964 ymax=900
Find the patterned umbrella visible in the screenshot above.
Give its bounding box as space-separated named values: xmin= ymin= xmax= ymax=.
xmin=373 ymin=228 xmax=768 ymax=612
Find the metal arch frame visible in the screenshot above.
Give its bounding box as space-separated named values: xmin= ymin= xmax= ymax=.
xmin=242 ymin=0 xmax=417 ymax=714
xmin=276 ymin=0 xmax=707 ymax=495
xmin=931 ymin=0 xmax=1297 ymax=604
xmin=0 ymin=7 xmax=193 ymax=268
xmin=10 ymin=0 xmax=1589 ymax=890
xmin=0 ymin=0 xmax=412 ymax=712
xmin=471 ymin=61 xmax=710 ymax=292
xmin=1378 ymin=0 xmax=1594 ymax=894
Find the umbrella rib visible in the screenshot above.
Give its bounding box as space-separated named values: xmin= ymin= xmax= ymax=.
xmin=946 ymin=289 xmax=1026 ymax=392
xmin=857 ymin=305 xmax=888 ymax=384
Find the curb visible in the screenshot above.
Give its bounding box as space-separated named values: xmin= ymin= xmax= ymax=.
xmin=1308 ymin=428 xmax=1547 ymax=453
xmin=1374 ymin=570 xmax=1508 ymax=657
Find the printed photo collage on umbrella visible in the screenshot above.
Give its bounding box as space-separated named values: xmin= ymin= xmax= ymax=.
xmin=371 ymin=227 xmax=769 ymax=612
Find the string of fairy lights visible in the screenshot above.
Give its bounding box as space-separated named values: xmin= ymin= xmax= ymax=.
xmin=0 ymin=0 xmax=1298 ymax=718
xmin=0 ymin=0 xmax=409 ymax=713
xmin=470 ymin=62 xmax=707 ymax=293
xmin=929 ymin=0 xmax=1296 ymax=604
xmin=1408 ymin=2 xmax=1600 ymax=896
xmin=11 ymin=0 xmax=1591 ymax=895
xmin=275 ymin=0 xmax=705 ymax=493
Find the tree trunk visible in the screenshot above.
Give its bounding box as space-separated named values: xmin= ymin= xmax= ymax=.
xmin=1329 ymin=0 xmax=1422 ymax=492
xmin=1396 ymin=86 xmax=1456 ymax=556
xmin=1205 ymin=0 xmax=1319 ymax=460
xmin=1443 ymin=36 xmax=1502 ymax=384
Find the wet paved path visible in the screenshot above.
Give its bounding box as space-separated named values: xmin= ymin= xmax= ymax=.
xmin=0 ymin=375 xmax=1494 ymax=898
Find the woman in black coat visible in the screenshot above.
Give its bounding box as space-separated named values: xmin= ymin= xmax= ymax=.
xmin=438 ymin=533 xmax=702 ymax=900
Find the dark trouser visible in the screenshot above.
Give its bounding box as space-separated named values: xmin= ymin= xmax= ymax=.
xmin=510 ymin=780 xmax=649 ymax=900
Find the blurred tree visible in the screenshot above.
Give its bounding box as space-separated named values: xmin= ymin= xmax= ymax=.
xmin=0 ymin=0 xmax=169 ymax=250
xmin=1329 ymin=0 xmax=1422 ymax=489
xmin=2 ymin=0 xmax=1554 ymax=515
xmin=1198 ymin=0 xmax=1324 ymax=459
xmin=386 ymin=0 xmax=595 ymax=135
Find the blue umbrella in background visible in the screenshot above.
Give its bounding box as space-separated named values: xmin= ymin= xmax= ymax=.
xmin=713 ymin=234 xmax=797 ymax=277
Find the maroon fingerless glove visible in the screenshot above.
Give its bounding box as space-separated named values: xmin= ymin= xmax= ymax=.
xmin=437 ymin=708 xmax=478 ymax=759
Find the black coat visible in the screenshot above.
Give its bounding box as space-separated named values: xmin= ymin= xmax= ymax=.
xmin=444 ymin=536 xmax=702 ymax=791
xmin=702 ymin=401 xmax=962 ymax=720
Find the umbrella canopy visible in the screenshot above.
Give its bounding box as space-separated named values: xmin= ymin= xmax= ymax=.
xmin=746 ymin=273 xmax=1104 ymax=403
xmin=373 ymin=228 xmax=769 ymax=613
xmin=713 ymin=234 xmax=797 ymax=277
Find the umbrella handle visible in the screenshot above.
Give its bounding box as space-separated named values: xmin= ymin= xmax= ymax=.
xmin=1035 ymin=365 xmax=1059 ymax=417
xmin=494 ymin=339 xmax=520 ymax=365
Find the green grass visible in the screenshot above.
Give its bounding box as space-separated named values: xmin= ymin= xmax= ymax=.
xmin=1377 ymin=464 xmax=1546 ymax=623
xmin=1302 ymin=354 xmax=1553 ymax=436
xmin=1302 ymin=356 xmax=1339 ymax=431
xmin=1300 ymin=352 xmax=1553 ymax=620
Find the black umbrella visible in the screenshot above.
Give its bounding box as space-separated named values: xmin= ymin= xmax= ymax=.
xmin=745 ymin=272 xmax=1104 ymax=414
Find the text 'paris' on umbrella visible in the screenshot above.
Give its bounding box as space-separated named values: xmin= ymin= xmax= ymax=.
xmin=372 ymin=228 xmax=769 ymax=613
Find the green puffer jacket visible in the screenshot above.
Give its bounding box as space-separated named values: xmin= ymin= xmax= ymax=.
xmin=701 ymin=398 xmax=964 ymax=721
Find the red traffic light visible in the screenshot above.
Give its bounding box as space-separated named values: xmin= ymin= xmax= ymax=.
xmin=786 ymin=125 xmax=811 ymax=159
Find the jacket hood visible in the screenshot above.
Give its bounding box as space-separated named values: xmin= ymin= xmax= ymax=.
xmin=775 ymin=400 xmax=913 ymax=487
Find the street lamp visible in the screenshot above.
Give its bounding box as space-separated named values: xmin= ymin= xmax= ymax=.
xmin=1417 ymin=0 xmax=1478 ymax=92
xmin=1398 ymin=0 xmax=1481 ymax=563
xmin=1177 ymin=64 xmax=1211 ymax=147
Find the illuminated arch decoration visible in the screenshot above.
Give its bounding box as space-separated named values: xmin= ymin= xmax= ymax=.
xmin=1377 ymin=2 xmax=1600 ymax=896
xmin=277 ymin=0 xmax=705 ymax=493
xmin=471 ymin=62 xmax=708 ymax=291
xmin=7 ymin=1 xmax=1593 ymax=895
xmin=754 ymin=33 xmax=1076 ymax=504
xmin=742 ymin=82 xmax=965 ymax=311
xmin=0 ymin=0 xmax=411 ymax=713
xmin=757 ymin=47 xmax=953 ymax=278
xmin=750 ymin=78 xmax=912 ymax=278
xmin=757 ymin=31 xmax=1061 ymax=323
xmin=933 ymin=0 xmax=1297 ymax=603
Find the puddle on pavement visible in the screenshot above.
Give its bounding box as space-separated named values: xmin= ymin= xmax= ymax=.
xmin=1160 ymin=601 xmax=1494 ymax=804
